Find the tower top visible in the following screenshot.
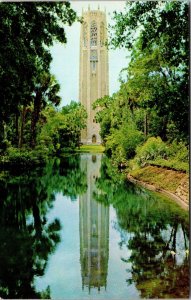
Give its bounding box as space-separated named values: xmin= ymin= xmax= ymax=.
xmin=82 ymin=8 xmax=106 ymax=17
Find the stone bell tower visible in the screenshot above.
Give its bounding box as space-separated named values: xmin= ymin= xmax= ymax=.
xmin=79 ymin=7 xmax=109 ymax=144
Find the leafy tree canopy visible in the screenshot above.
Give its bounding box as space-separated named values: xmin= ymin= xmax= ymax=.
xmin=107 ymin=0 xmax=189 ymax=142
xmin=0 ymin=2 xmax=78 ymax=149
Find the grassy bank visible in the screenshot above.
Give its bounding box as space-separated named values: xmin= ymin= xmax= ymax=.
xmin=130 ymin=165 xmax=188 ymax=193
xmin=75 ymin=145 xmax=105 ymax=153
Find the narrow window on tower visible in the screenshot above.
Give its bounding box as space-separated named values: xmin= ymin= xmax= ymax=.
xmin=100 ymin=22 xmax=105 ymax=47
xmin=90 ymin=21 xmax=97 ymax=47
xmin=91 ymin=61 xmax=96 ymax=72
xmin=83 ymin=22 xmax=88 ymax=47
xmin=90 ymin=50 xmax=98 ymax=73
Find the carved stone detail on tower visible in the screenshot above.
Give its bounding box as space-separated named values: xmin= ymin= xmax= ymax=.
xmin=79 ymin=9 xmax=109 ymax=144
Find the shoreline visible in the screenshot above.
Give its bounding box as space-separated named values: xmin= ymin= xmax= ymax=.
xmin=127 ymin=174 xmax=189 ymax=210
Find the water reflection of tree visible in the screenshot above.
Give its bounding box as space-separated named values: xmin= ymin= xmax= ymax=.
xmin=0 ymin=156 xmax=87 ymax=298
xmin=95 ymin=156 xmax=189 ymax=299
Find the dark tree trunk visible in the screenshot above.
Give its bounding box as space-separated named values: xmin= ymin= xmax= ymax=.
xmin=161 ymin=115 xmax=168 ymax=141
xmin=144 ymin=112 xmax=148 ymax=136
xmin=15 ymin=111 xmax=19 ymax=147
xmin=0 ymin=121 xmax=4 ymax=146
xmin=19 ymin=106 xmax=27 ymax=149
xmin=30 ymin=91 xmax=42 ymax=148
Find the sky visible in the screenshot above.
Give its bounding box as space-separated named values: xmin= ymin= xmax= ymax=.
xmin=50 ymin=1 xmax=129 ymax=107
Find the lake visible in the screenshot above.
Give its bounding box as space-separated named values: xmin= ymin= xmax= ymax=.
xmin=0 ymin=153 xmax=189 ymax=299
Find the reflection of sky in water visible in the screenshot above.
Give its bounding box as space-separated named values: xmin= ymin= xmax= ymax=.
xmin=26 ymin=215 xmax=33 ymax=226
xmin=33 ymin=154 xmax=189 ymax=299
xmin=0 ymin=154 xmax=188 ymax=299
xmin=34 ymin=194 xmax=140 ymax=299
xmin=161 ymin=224 xmax=189 ymax=265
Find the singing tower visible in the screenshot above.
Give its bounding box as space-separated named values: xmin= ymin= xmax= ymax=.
xmin=79 ymin=8 xmax=109 ymax=144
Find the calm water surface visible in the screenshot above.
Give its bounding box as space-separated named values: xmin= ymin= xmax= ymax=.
xmin=0 ymin=154 xmax=189 ymax=299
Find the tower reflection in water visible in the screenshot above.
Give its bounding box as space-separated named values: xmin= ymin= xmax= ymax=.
xmin=79 ymin=154 xmax=109 ymax=293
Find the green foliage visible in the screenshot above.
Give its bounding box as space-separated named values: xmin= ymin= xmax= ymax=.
xmin=93 ymin=95 xmax=118 ymax=143
xmin=105 ymin=122 xmax=144 ymax=162
xmin=93 ymin=92 xmax=145 ymax=164
xmin=134 ymin=138 xmax=188 ymax=172
xmin=0 ymin=139 xmax=11 ymax=154
xmin=38 ymin=102 xmax=87 ymax=154
xmin=109 ymin=1 xmax=188 ymax=142
xmin=135 ymin=137 xmax=169 ymax=166
xmin=0 ymin=147 xmax=48 ymax=167
xmin=148 ymin=159 xmax=188 ymax=173
xmin=30 ymin=72 xmax=62 ymax=148
xmin=153 ymin=139 xmax=189 ymax=173
xmin=0 ymin=2 xmax=78 ymax=150
xmin=168 ymin=140 xmax=189 ymax=162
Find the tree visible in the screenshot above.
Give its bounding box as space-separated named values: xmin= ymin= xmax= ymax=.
xmin=109 ymin=1 xmax=189 ymax=141
xmin=30 ymin=72 xmax=61 ymax=148
xmin=38 ymin=101 xmax=87 ymax=153
xmin=0 ymin=2 xmax=78 ymax=149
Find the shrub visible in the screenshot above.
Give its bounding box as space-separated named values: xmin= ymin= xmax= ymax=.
xmin=122 ymin=125 xmax=144 ymax=159
xmin=148 ymin=158 xmax=188 ymax=173
xmin=168 ymin=140 xmax=188 ymax=162
xmin=135 ymin=137 xmax=169 ymax=166
xmin=105 ymin=123 xmax=144 ymax=162
xmin=0 ymin=139 xmax=11 ymax=154
xmin=3 ymin=147 xmax=48 ymax=166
